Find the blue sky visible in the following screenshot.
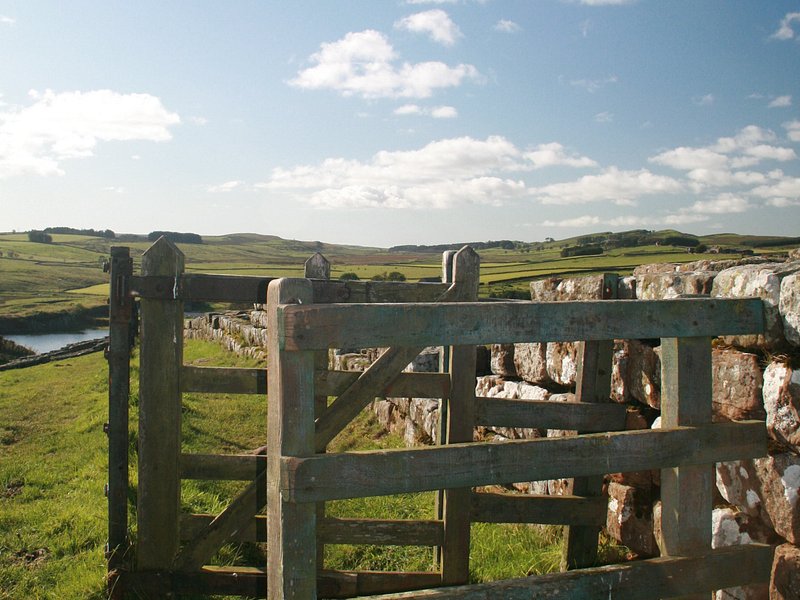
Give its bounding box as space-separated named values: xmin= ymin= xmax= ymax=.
xmin=1 ymin=1 xmax=799 ymax=247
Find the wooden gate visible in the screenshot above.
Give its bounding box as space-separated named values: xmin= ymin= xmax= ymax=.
xmin=107 ymin=237 xmax=773 ymax=598
xmin=265 ymin=272 xmax=772 ymax=598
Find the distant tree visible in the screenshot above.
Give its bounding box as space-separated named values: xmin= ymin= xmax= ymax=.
xmin=28 ymin=230 xmax=53 ymax=243
xmin=370 ymin=271 xmax=406 ymax=281
xmin=339 ymin=272 xmax=360 ymax=280
xmin=147 ymin=231 xmax=203 ymax=244
xmin=560 ymin=244 xmax=603 ymax=258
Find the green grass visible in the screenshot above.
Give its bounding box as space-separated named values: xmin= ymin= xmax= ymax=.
xmin=0 ymin=338 xmax=584 ymax=598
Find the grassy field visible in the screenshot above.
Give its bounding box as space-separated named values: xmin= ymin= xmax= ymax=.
xmin=4 ymin=339 xmax=622 ymax=599
xmin=3 ymin=229 xmax=797 ymax=323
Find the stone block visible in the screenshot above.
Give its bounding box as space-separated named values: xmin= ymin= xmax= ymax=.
xmin=763 ymin=362 xmax=800 ymax=451
xmin=712 ymin=507 xmax=770 ymax=600
xmin=529 ymin=273 xmax=616 ymax=302
xmin=780 ymin=273 xmax=800 ymax=347
xmin=617 ymin=275 xmax=637 ymax=299
xmin=637 ymin=270 xmax=717 ymax=300
xmin=512 ymin=342 xmax=549 ymax=385
xmin=712 ymin=261 xmax=800 ymax=350
xmin=711 ymin=348 xmax=765 ymax=422
xmin=770 ymin=543 xmax=800 ymax=600
xmin=606 ymin=482 xmax=658 ymax=558
xmin=623 ymin=340 xmax=661 ymax=410
xmin=490 ymin=344 xmax=516 ymax=377
xmin=545 ymin=342 xmax=579 ymax=387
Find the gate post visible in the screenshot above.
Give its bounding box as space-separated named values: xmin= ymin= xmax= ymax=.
xmin=660 ymin=335 xmax=714 ymax=599
xmin=107 ymin=246 xmax=133 ymax=597
xmin=267 ymin=278 xmax=317 ymax=599
xmin=440 ymin=246 xmax=480 ymax=585
xmin=137 ymin=237 xmax=185 ymax=573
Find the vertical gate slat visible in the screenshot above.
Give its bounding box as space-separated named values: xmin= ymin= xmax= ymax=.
xmin=659 ymin=335 xmax=714 ymax=600
xmin=267 ymin=278 xmax=317 ymax=600
xmin=137 ymin=237 xmax=184 ymax=574
xmin=562 ymin=273 xmax=618 ymax=571
xmin=440 ymin=247 xmax=480 ymax=585
xmin=305 ymin=253 xmax=331 ymax=570
xmin=107 ymin=246 xmax=133 ymax=598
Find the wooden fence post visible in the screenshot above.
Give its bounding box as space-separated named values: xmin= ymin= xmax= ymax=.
xmin=440 ymin=247 xmax=480 ymax=585
xmin=267 ymin=278 xmax=317 ymax=600
xmin=137 ymin=237 xmax=184 ymax=573
xmin=561 ymin=273 xmax=617 ymax=571
xmin=305 ymin=253 xmax=331 ymax=570
xmin=660 ymin=335 xmax=714 ymax=600
xmin=107 ymin=246 xmax=133 ymax=597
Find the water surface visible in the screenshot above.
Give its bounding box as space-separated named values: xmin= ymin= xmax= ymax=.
xmin=6 ymin=328 xmax=108 ymax=354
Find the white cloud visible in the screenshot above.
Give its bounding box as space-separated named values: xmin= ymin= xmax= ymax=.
xmin=543 ymin=212 xmax=707 ymax=228
xmin=188 ymin=115 xmax=208 ymax=125
xmin=260 ymin=135 xmax=598 ymax=210
xmin=0 ymin=89 xmax=180 ymax=178
xmin=687 ymin=193 xmax=751 ymax=214
xmin=532 ymin=167 xmax=683 ymax=205
xmin=649 ymin=125 xmax=796 ymax=192
xmin=0 ymin=15 xmax=15 ymax=25
xmin=569 ymin=75 xmax=618 ymax=93
xmin=542 ymin=215 xmax=601 ymax=227
xmin=524 ymin=142 xmax=597 ymax=169
xmin=750 ymin=175 xmax=800 ymax=202
xmin=394 ymin=104 xmax=458 ymax=118
xmin=395 ymin=10 xmax=462 ymax=46
xmin=495 ymin=19 xmax=521 ymax=33
xmin=208 ymin=180 xmax=245 ymax=193
xmin=430 ymin=105 xmax=458 ymax=118
xmin=692 ymin=93 xmax=714 ymax=106
xmin=784 ymin=120 xmax=800 ymax=142
xmin=289 ymin=30 xmax=480 ymax=99
xmin=394 ymin=104 xmax=423 ymax=116
xmin=768 ymin=95 xmax=792 ymax=108
xmin=594 ymin=111 xmax=613 ymax=123
xmin=772 ymin=12 xmax=800 ymax=40
xmin=103 ymin=186 xmax=125 ymax=194
xmin=406 ymin=0 xmax=458 ymax=4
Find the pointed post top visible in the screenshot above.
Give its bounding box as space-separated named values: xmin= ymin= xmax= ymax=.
xmin=304 ymin=252 xmax=330 ymax=280
xmin=142 ymin=236 xmax=185 ymax=276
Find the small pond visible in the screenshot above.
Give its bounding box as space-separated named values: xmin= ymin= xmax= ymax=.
xmin=5 ymin=327 xmax=109 ymax=354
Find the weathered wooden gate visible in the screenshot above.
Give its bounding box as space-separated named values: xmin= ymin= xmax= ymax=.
xmin=107 ymin=237 xmax=773 ymax=599
xmin=264 ymin=266 xmax=773 ymax=598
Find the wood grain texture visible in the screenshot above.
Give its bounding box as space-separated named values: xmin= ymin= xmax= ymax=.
xmin=181 ymin=365 xmax=449 ymax=399
xmin=471 ymin=491 xmax=607 ymax=526
xmin=354 ymin=544 xmax=774 ymax=600
xmin=659 ymin=337 xmax=715 ymax=573
xmin=267 ymin=278 xmax=317 ymax=600
xmin=181 ymin=514 xmax=444 ymax=546
xmin=283 ymin=421 xmax=765 ymax=503
xmin=278 ymin=298 xmax=765 ymax=351
xmin=440 ymin=247 xmax=480 ymax=585
xmin=474 ymin=396 xmax=626 ymax=432
xmin=562 ymin=337 xmax=616 ymax=571
xmin=107 ymin=246 xmax=132 ymax=574
xmin=136 ymin=237 xmax=184 ymax=571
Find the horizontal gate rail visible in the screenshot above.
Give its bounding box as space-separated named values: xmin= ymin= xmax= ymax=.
xmin=277 ymin=297 xmax=764 ymax=350
xmin=281 ymin=421 xmax=764 ymax=503
xmin=469 ymin=491 xmax=607 ymax=526
xmin=473 ymin=396 xmax=627 ymax=432
xmin=180 ymin=514 xmax=445 ymax=546
xmin=355 ymin=544 xmax=774 ymax=600
xmin=181 ymin=365 xmax=450 ymax=399
xmin=128 ymin=273 xmax=450 ymax=303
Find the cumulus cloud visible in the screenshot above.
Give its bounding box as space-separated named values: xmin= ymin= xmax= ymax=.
xmin=687 ymin=193 xmax=751 ymax=214
xmin=406 ymin=0 xmax=458 ymax=4
xmin=208 ymin=180 xmax=245 ymax=193
xmin=0 ymin=89 xmax=180 ymax=178
xmin=495 ymin=19 xmax=521 ymax=33
xmin=395 ymin=10 xmax=462 ymax=46
xmin=594 ymin=111 xmax=613 ymax=123
xmin=768 ymin=95 xmax=792 ymax=108
xmin=573 ymin=0 xmax=636 ymax=6
xmin=532 ymin=167 xmax=683 ymax=205
xmin=0 ymin=15 xmax=15 ymax=25
xmin=524 ymin=142 xmax=597 ymax=169
xmin=543 ymin=212 xmax=707 ymax=228
xmin=289 ymin=30 xmax=480 ymax=99
xmin=649 ymin=125 xmax=797 ymax=192
xmin=771 ymin=12 xmax=800 ymax=40
xmin=394 ymin=104 xmax=458 ymax=118
xmin=259 ymin=135 xmax=597 ymax=209
xmin=784 ymin=120 xmax=800 ymax=142
xmin=569 ymin=75 xmax=618 ymax=93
